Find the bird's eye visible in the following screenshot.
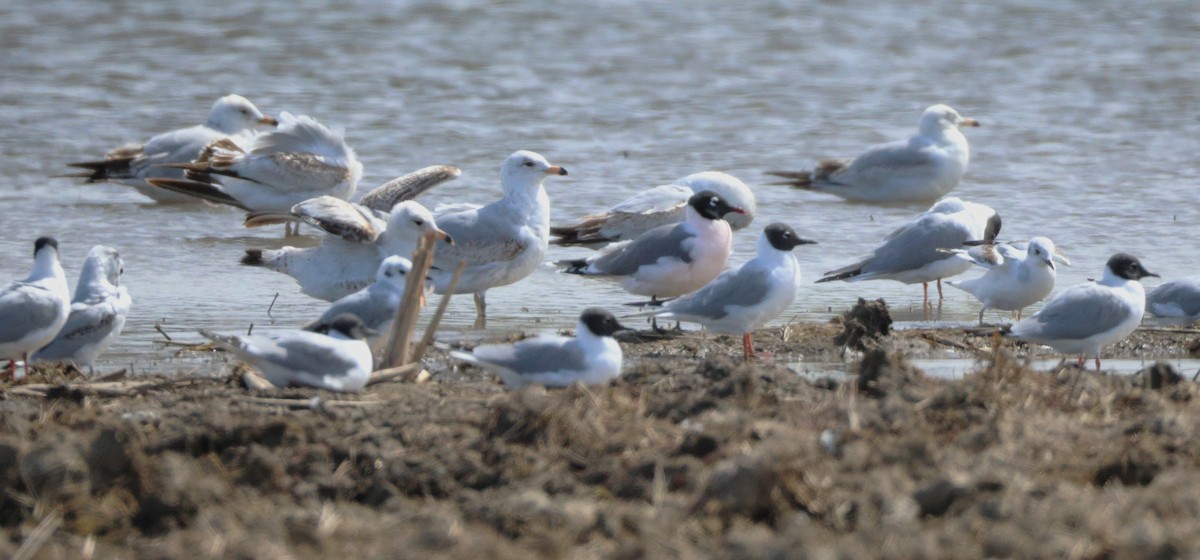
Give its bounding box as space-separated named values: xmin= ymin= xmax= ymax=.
xmin=240 ymin=109 xmax=249 ymax=115
xmin=398 ymin=270 xmax=406 ymax=275
xmin=709 ymin=198 xmax=718 ymax=206
xmin=413 ymin=219 xmax=424 ymax=226
xmin=523 ymin=161 xmax=534 ymax=167
xmin=119 ymin=268 xmax=124 ymax=274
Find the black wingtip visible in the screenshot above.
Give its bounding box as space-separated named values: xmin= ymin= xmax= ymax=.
xmin=558 ymin=258 xmax=590 ymax=274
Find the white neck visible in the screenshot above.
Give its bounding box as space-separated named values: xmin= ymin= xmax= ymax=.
xmin=74 ymin=260 xmax=117 ymax=302
xmin=28 ymin=249 xmax=65 ymax=283
xmin=1099 ymin=267 xmax=1133 ymax=288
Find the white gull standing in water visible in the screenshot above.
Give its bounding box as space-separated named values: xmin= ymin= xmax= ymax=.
xmin=946 ymin=237 xmax=1069 ymax=324
xmin=816 ymin=197 xmax=1001 ymax=307
xmin=0 ymin=238 xmax=70 ymax=379
xmin=67 ymin=94 xmax=276 ymax=203
xmin=33 ymin=246 xmax=132 ymax=370
xmin=766 ymin=104 xmax=980 ymax=203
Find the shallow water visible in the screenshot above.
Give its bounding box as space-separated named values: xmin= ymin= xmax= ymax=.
xmin=1 ymin=0 xmax=1198 ymax=371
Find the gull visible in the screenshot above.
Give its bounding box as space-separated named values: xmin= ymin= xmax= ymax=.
xmin=0 ymin=238 xmax=70 ymax=379
xmin=240 ymin=165 xmax=460 ymax=301
xmin=146 ymin=111 xmax=362 ymax=230
xmin=558 ymin=191 xmax=745 ymax=303
xmin=816 ymin=197 xmax=1001 ymax=307
xmin=766 ymin=104 xmax=980 ymax=202
xmin=1006 ymin=253 xmax=1157 ymax=370
xmin=450 ymin=308 xmax=626 ymax=388
xmin=32 ymin=246 xmax=132 ymax=370
xmin=66 ymin=94 xmax=276 ymax=203
xmin=550 ymin=171 xmax=756 ymax=248
xmin=201 ymin=314 xmax=375 ymax=392
xmin=945 ymin=237 xmax=1069 ymax=324
xmin=1145 ymin=277 xmax=1200 ymax=319
xmin=631 ymin=223 xmax=816 ymax=359
xmin=387 ymin=150 xmax=568 ymax=328
xmin=302 ymin=255 xmax=424 ymax=346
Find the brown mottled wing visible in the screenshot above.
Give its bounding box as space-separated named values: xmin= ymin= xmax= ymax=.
xmin=358 ymin=165 xmax=462 ymax=213
xmin=290 ymin=197 xmax=383 ymax=243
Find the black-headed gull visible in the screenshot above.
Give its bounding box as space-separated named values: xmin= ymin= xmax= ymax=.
xmin=147 ymin=112 xmax=362 ymax=226
xmin=33 ymin=246 xmax=131 ymax=370
xmin=1006 ymin=253 xmax=1157 ymax=370
xmin=816 ymin=197 xmax=1001 ymax=307
xmin=0 ymin=238 xmax=70 ymax=379
xmin=387 ymin=150 xmax=568 ymax=329
xmin=1145 ymin=278 xmax=1200 ymax=319
xmin=559 ymin=191 xmax=745 ymax=303
xmin=551 ymin=171 xmax=756 ymax=248
xmin=67 ymin=94 xmax=277 ymax=204
xmin=201 ymin=314 xmax=375 ymax=392
xmin=451 ymin=308 xmax=626 ymax=388
xmin=767 ymin=104 xmax=980 ymax=202
xmin=945 ymin=237 xmax=1068 ymax=324
xmin=632 ymin=223 xmax=816 ymax=359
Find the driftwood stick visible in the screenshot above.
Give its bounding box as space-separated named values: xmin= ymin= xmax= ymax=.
xmin=411 ymin=260 xmax=466 ymax=362
xmin=366 ymin=363 xmax=424 ymax=386
xmin=380 ymin=233 xmax=439 ymax=368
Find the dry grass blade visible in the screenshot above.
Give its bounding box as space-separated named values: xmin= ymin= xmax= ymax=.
xmin=380 ymin=232 xmax=439 ymax=368
xmin=235 ymin=396 xmax=384 ymax=409
xmin=366 ymin=363 xmax=424 ymax=386
xmin=13 ymin=510 xmax=61 ymax=560
xmin=411 ymin=260 xmax=466 ymax=362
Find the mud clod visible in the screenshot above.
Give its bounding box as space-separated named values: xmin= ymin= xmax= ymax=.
xmin=834 ymin=297 xmax=893 ymax=350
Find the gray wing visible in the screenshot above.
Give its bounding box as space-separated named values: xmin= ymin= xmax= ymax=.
xmin=472 ymin=337 xmax=587 ymax=375
xmin=0 ymin=283 xmax=62 ymax=345
xmin=856 ymin=214 xmax=970 ymax=276
xmin=1147 ymin=278 xmax=1200 ymax=317
xmin=1014 ymin=284 xmax=1134 ymax=341
xmin=33 ymin=299 xmax=122 ymax=360
xmin=827 ymin=138 xmax=940 ymax=187
xmin=610 ymin=184 xmax=692 ymax=214
xmin=665 ymin=264 xmax=774 ymax=320
xmin=312 ymin=289 xmax=397 ymax=331
xmin=249 ymin=333 xmax=362 ymax=376
xmin=358 ymin=165 xmax=462 ymax=213
xmin=428 ymin=204 xmax=535 ymax=267
xmin=587 ymin=223 xmax=695 ymax=276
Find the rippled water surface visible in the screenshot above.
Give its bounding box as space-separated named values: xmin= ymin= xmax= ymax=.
xmin=1 ymin=0 xmax=1198 ymax=370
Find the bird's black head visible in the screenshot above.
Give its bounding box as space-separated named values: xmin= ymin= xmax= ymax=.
xmin=983 ymin=213 xmax=1002 ymax=243
xmin=328 ymin=314 xmax=377 ymax=340
xmin=763 ymin=223 xmax=817 ymax=251
xmin=580 ymin=308 xmax=627 ymax=337
xmin=689 ymin=190 xmax=745 ymax=220
xmin=1106 ymin=253 xmax=1158 ymax=281
xmin=34 ymin=237 xmax=58 ymax=256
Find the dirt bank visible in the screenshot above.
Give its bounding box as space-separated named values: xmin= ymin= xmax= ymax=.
xmin=2 ymin=317 xmax=1200 ymax=558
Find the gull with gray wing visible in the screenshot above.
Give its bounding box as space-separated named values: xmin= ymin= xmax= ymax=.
xmin=451 ymin=308 xmax=626 ymax=389
xmin=946 ymin=236 xmax=1068 ymax=324
xmin=0 ymin=238 xmax=70 ymax=379
xmin=632 ymin=223 xmax=816 ymax=359
xmin=303 ymin=255 xmax=423 ymax=347
xmin=1006 ymin=253 xmax=1157 ymax=370
xmin=1145 ymin=278 xmax=1200 ymax=319
xmin=33 ymin=246 xmax=131 ymax=370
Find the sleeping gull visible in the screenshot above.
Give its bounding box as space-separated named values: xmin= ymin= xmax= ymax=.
xmin=945 ymin=237 xmax=1068 ymax=324
xmin=558 ymin=191 xmax=745 ymax=305
xmin=146 ymin=111 xmax=363 ymax=229
xmin=551 ymin=171 xmax=756 ymax=248
xmin=1145 ymin=277 xmax=1200 ymax=319
xmin=1006 ymin=253 xmax=1157 ymax=370
xmin=66 ymin=94 xmax=277 ymax=203
xmin=766 ymin=104 xmax=980 ymax=203
xmin=33 ymin=246 xmax=132 ymax=370
xmin=240 ymin=165 xmax=460 ymax=301
xmin=631 ymin=223 xmax=816 ymax=359
xmin=201 ymin=314 xmax=375 ymax=392
xmin=451 ymin=308 xmax=626 ymax=388
xmin=387 ymin=150 xmax=568 ymax=329
xmin=302 ymin=255 xmax=424 ymax=347
xmin=0 ymin=238 xmax=70 ymax=379
xmin=816 ymin=197 xmax=1001 ymax=307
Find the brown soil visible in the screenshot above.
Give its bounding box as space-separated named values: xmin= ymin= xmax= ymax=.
xmin=3 ymin=317 xmax=1200 ymax=558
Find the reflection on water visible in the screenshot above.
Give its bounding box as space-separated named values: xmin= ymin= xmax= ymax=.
xmin=1 ymin=0 xmax=1198 ymax=372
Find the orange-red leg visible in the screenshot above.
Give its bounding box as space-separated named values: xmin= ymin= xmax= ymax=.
xmin=743 ymin=333 xmax=753 ymax=360
xmin=937 ymin=278 xmax=944 ymax=300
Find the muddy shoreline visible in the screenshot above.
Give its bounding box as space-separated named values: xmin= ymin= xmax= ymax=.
xmin=3 ymin=315 xmax=1200 ymax=558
